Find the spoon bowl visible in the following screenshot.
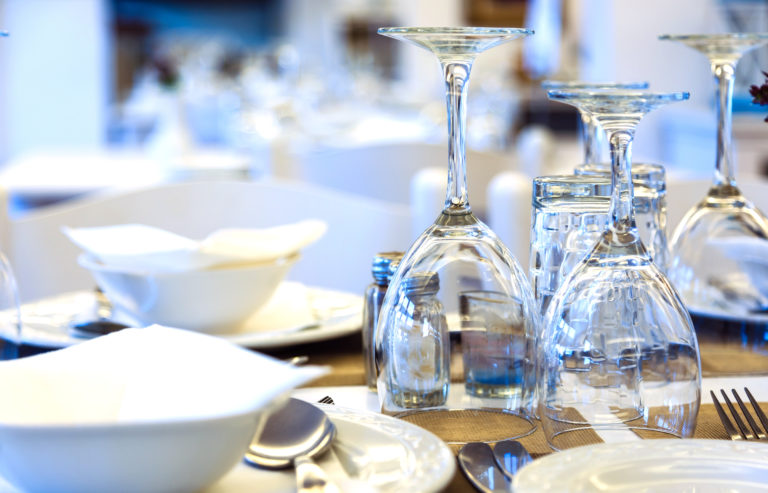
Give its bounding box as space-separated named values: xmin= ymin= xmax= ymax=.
xmin=245 ymin=398 xmax=340 ymax=492
xmin=245 ymin=398 xmax=335 ymax=469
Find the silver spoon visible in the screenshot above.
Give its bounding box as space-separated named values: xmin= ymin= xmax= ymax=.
xmin=458 ymin=442 xmax=511 ymax=493
xmin=69 ymin=289 xmax=130 ymax=338
xmin=492 ymin=440 xmax=532 ymax=479
xmin=245 ymin=398 xmax=340 ymax=493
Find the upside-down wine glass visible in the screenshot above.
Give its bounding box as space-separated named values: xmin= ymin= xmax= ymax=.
xmin=539 ymin=89 xmax=701 ymax=451
xmin=661 ymin=34 xmax=768 ymax=326
xmin=374 ymin=27 xmax=538 ymax=444
xmin=540 ymin=81 xmax=670 ymax=271
xmin=541 ymin=81 xmax=649 ymax=165
xmin=0 ymin=31 xmax=21 ymax=360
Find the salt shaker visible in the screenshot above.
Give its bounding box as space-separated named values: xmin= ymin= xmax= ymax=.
xmin=384 ymin=271 xmax=450 ymax=409
xmin=362 ymin=251 xmax=403 ymax=391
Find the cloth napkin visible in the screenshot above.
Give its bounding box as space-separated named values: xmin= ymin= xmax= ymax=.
xmin=63 ymin=220 xmax=327 ymax=272
xmin=709 ymin=236 xmax=768 ymax=300
xmin=0 ymin=326 xmax=327 ymax=425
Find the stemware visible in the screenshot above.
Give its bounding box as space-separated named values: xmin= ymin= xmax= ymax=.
xmin=374 ymin=27 xmax=537 ymax=442
xmin=0 ymin=31 xmax=21 ymax=360
xmin=539 ymin=89 xmax=701 ymax=451
xmin=541 ymin=81 xmax=649 ymax=165
xmin=541 ymin=81 xmax=670 ymax=270
xmin=662 ymin=34 xmax=768 ymax=321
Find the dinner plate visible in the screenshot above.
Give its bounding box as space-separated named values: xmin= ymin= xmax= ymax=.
xmin=207 ymin=404 xmax=456 ymax=493
xmin=13 ymin=284 xmax=362 ymax=350
xmin=513 ymin=439 xmax=768 ymax=492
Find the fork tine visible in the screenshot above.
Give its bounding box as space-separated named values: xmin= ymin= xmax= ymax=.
xmin=732 ymin=389 xmax=766 ymax=440
xmin=744 ymin=387 xmax=768 ymax=437
xmin=721 ymin=389 xmax=753 ymax=440
xmin=711 ymin=390 xmax=742 ymax=440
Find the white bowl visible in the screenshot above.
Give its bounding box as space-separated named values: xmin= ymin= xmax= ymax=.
xmin=0 ymin=327 xmax=325 ymax=493
xmin=78 ymin=253 xmax=297 ymax=333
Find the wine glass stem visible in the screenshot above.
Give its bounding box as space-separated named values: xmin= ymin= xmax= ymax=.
xmin=713 ymin=62 xmax=736 ymax=187
xmin=443 ymin=61 xmax=472 ymax=213
xmin=608 ymin=130 xmax=637 ymax=237
xmin=582 ymin=113 xmax=601 ymax=164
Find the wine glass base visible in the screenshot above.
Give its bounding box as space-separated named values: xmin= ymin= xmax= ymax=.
xmin=396 ymin=408 xmax=536 ymax=446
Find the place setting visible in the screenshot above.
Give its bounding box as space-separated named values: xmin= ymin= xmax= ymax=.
xmin=6 ymin=220 xmax=364 ymax=352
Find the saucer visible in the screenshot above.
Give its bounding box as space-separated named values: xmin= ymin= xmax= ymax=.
xmin=13 ymin=283 xmax=362 ymax=350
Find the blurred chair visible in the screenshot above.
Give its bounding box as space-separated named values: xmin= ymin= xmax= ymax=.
xmin=0 ymin=179 xmax=413 ymax=302
xmin=289 ymin=142 xmax=516 ymax=218
xmin=486 ymin=171 xmax=534 ymax=272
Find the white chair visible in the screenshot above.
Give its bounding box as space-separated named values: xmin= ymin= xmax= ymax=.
xmin=290 ymin=142 xmax=516 ymax=216
xmin=486 ymin=171 xmax=533 ymax=271
xmin=0 ymin=179 xmax=414 ymax=302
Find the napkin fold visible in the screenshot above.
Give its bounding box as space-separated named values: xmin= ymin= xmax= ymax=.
xmin=0 ymin=326 xmax=328 ymax=425
xmin=63 ymin=220 xmax=327 ymax=272
xmin=709 ymin=236 xmax=768 ymax=300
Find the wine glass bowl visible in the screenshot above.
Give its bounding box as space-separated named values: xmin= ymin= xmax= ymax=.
xmin=662 ymin=33 xmax=768 ymax=319
xmin=539 ymin=89 xmax=701 ymax=450
xmin=374 ymin=27 xmax=538 ymax=443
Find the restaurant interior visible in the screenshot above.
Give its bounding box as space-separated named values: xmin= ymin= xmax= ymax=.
xmin=0 ymin=0 xmax=766 ymax=492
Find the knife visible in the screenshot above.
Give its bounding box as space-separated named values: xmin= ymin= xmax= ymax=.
xmin=492 ymin=440 xmax=532 ymax=479
xmin=458 ymin=442 xmax=512 ymax=493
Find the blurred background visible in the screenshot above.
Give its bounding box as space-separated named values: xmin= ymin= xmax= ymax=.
xmin=0 ymin=0 xmax=765 ymax=215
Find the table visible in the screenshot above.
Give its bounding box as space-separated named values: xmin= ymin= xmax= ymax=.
xmin=263 ymin=327 xmax=768 ymax=492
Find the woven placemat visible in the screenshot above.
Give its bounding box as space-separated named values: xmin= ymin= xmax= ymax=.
xmin=699 ymin=342 xmax=768 ymax=376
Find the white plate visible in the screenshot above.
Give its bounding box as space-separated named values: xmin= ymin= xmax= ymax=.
xmin=688 ymin=304 xmax=768 ymax=325
xmin=14 ymin=284 xmax=362 ymax=350
xmin=206 ymin=404 xmax=455 ymax=493
xmin=513 ymin=439 xmax=768 ymax=492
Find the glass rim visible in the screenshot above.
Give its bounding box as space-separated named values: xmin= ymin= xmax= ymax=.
xmin=377 ymin=26 xmax=534 ymax=37
xmin=547 ymin=89 xmax=690 ymax=102
xmin=659 ymin=33 xmax=768 ymax=41
xmin=541 ymin=80 xmax=649 ymax=90
xmin=533 ymin=174 xmax=610 ymax=186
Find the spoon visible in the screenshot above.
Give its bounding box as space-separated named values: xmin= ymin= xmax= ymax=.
xmin=245 ymin=398 xmax=340 ymax=493
xmin=69 ymin=289 xmax=130 ymax=338
xmin=458 ymin=442 xmax=511 ymax=493
xmin=492 ymin=440 xmax=532 ymax=479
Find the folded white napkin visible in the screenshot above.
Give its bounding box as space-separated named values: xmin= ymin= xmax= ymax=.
xmin=710 ymin=236 xmax=768 ymax=263
xmin=63 ymin=220 xmax=327 ymax=272
xmin=0 ymin=326 xmax=327 ymax=425
xmin=709 ymin=236 xmax=768 ymax=300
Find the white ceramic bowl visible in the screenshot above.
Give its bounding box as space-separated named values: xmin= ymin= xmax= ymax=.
xmin=0 ymin=327 xmax=326 ymax=493
xmin=78 ymin=253 xmax=297 ymax=333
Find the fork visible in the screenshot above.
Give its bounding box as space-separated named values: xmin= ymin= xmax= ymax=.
xmin=710 ymin=388 xmax=768 ymax=441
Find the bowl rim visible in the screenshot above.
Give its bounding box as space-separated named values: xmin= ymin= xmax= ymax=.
xmin=77 ymin=252 xmax=300 ymax=277
xmin=0 ymin=390 xmax=289 ymax=431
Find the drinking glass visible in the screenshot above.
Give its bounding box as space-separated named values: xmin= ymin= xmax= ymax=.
xmin=375 ymin=27 xmax=537 ymax=443
xmin=459 ymin=290 xmax=531 ymax=399
xmin=529 ymin=174 xmax=611 ymax=316
xmin=539 ymin=89 xmax=701 ymax=451
xmin=661 ymin=34 xmax=768 ymax=322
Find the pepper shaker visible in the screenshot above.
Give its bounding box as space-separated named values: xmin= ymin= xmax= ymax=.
xmin=362 ymin=251 xmax=403 ymax=391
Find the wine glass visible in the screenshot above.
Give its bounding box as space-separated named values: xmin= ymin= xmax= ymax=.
xmin=540 ymin=89 xmax=701 ymax=451
xmin=540 ymin=81 xmax=649 ymax=165
xmin=540 ymin=81 xmax=670 ymax=270
xmin=661 ymin=34 xmax=768 ymax=324
xmin=374 ymin=27 xmax=538 ymax=444
xmin=0 ymin=31 xmax=21 ymax=360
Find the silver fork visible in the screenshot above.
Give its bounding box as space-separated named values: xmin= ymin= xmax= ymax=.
xmin=711 ymin=388 xmax=768 ymax=441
